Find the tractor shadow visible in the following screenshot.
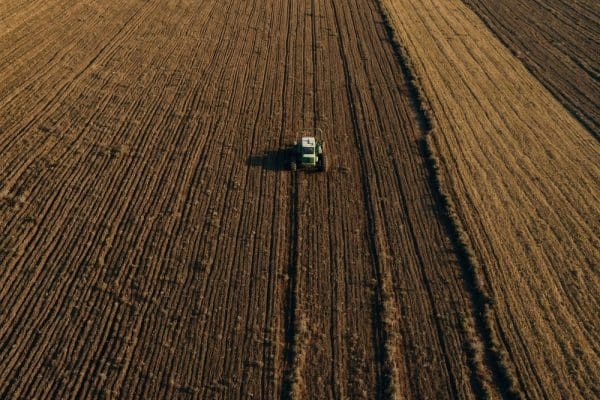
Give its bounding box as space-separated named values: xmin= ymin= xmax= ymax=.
xmin=246 ymin=148 xmax=293 ymax=171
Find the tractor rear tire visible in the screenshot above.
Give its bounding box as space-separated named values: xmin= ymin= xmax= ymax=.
xmin=290 ymin=161 xmax=297 ymax=172
xmin=320 ymin=154 xmax=327 ymax=172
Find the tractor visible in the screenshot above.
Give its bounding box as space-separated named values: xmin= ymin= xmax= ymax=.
xmin=289 ymin=128 xmax=327 ymax=172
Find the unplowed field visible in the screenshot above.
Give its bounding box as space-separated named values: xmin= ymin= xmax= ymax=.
xmin=460 ymin=0 xmax=600 ymax=136
xmin=0 ymin=0 xmax=495 ymax=398
xmin=382 ymin=0 xmax=599 ymax=398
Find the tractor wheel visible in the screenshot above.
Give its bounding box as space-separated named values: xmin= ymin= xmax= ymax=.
xmin=290 ymin=161 xmax=297 ymax=172
xmin=320 ymin=154 xmax=327 ymax=172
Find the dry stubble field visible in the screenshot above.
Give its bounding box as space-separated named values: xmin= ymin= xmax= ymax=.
xmin=382 ymin=0 xmax=599 ymax=398
xmin=0 ymin=0 xmax=598 ymax=399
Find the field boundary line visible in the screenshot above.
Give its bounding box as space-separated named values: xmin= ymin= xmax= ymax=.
xmin=458 ymin=0 xmax=599 ymax=140
xmin=373 ymin=1 xmax=525 ymax=398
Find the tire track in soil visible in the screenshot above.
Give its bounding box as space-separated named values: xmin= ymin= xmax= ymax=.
xmin=280 ymin=174 xmax=301 ymax=399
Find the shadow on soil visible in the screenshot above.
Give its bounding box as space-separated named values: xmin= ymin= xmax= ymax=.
xmin=246 ymin=148 xmax=292 ymax=171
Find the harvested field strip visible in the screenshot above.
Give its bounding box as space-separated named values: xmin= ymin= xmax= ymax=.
xmin=375 ymin=2 xmax=512 ymax=397
xmin=381 ymin=0 xmax=600 ymax=398
xmin=459 ymin=0 xmax=600 ymax=136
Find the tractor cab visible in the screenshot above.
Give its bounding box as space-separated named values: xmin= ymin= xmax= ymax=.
xmin=300 ymin=136 xmax=319 ymax=167
xmin=290 ymin=128 xmax=327 ymax=172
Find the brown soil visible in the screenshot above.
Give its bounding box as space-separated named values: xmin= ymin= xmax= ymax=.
xmin=0 ymin=0 xmax=487 ymax=398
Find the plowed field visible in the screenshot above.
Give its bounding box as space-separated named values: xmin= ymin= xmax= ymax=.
xmin=0 ymin=0 xmax=489 ymax=398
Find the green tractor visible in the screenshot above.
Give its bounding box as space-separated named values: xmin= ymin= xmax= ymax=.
xmin=289 ymin=128 xmax=327 ymax=172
